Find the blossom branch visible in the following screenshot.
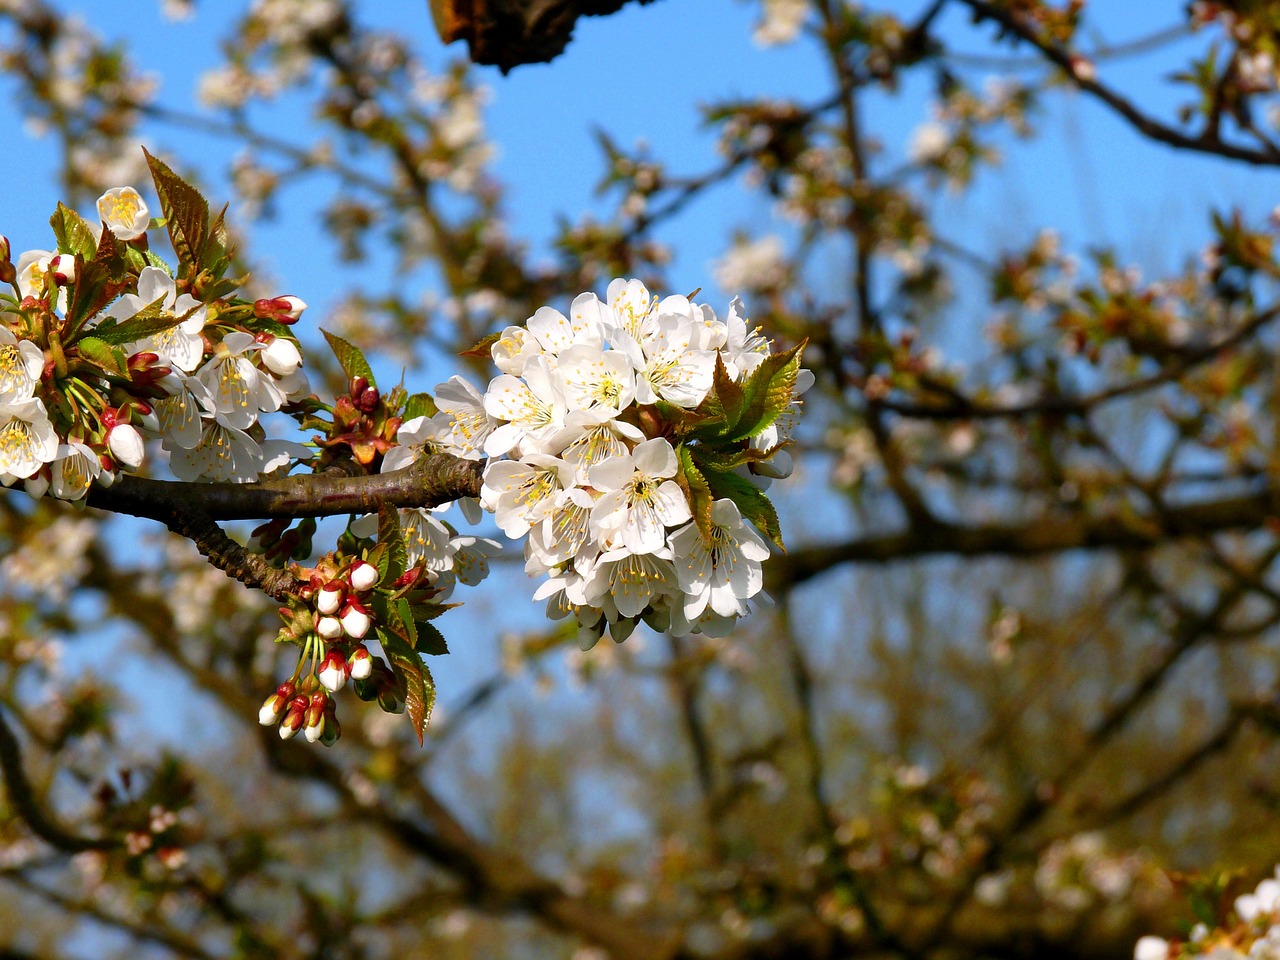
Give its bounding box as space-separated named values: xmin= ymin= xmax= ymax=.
xmin=86 ymin=453 xmax=483 ymax=522
xmin=957 ymin=0 xmax=1280 ymax=165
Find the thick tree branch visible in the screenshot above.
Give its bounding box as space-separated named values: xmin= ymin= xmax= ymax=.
xmin=86 ymin=453 xmax=484 ymax=523
xmin=771 ymin=482 xmax=1280 ymax=590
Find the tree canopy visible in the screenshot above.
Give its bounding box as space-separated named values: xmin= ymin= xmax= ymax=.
xmin=2 ymin=2 xmax=1280 ymax=959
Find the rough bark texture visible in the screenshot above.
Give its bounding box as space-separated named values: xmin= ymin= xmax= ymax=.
xmin=431 ymin=0 xmax=659 ymax=72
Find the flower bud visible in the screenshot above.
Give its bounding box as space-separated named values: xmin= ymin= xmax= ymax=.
xmin=279 ymin=697 xmax=307 ymax=739
xmin=106 ymin=423 xmax=145 ymax=469
xmin=279 ymin=296 xmax=307 ymax=320
xmin=258 ymin=681 xmax=295 ymax=725
xmin=349 ymin=561 xmax=378 ymax=593
xmin=341 ymin=602 xmax=371 ymax=640
xmin=304 ymin=693 xmax=328 ymax=742
xmin=0 ymin=236 xmax=9 ymax=263
xmin=261 ymin=336 xmax=302 ymax=377
xmin=348 ymin=645 xmax=373 ymax=680
xmin=316 ymin=582 xmax=344 ymax=615
xmin=316 ymin=616 xmax=343 ymax=640
xmin=318 ymin=650 xmax=350 ymax=692
xmin=49 ymin=254 xmax=75 ymax=285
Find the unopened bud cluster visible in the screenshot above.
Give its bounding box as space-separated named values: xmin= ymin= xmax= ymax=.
xmin=260 ymin=557 xmax=402 ymax=744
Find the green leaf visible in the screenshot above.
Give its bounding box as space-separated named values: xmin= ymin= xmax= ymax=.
xmin=50 ymin=203 xmax=99 ymax=260
xmin=144 ymin=147 xmax=209 ymax=270
xmin=202 ymin=203 xmax=234 ymax=277
xmin=402 ymin=392 xmax=438 ymax=422
xmin=75 ymin=336 xmax=129 ymax=378
xmin=689 ymin=353 xmax=747 ymax=440
xmin=377 ymin=625 xmax=435 ymax=744
xmin=727 ymin=340 xmax=805 ymax=442
xmin=413 ymin=619 xmax=449 ymax=656
xmin=702 ymin=466 xmax=784 ymax=551
xmin=676 ymin=444 xmax=715 ymax=544
xmin=322 ymin=329 xmax=377 ymax=390
xmin=395 ymin=598 xmax=418 ymax=650
xmin=90 ymin=295 xmax=175 ymax=346
xmin=377 ymin=503 xmax=407 ymax=587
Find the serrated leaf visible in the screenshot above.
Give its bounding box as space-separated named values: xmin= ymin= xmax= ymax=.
xmin=728 ymin=340 xmax=805 ymax=442
xmin=65 ymin=231 xmax=128 ymax=333
xmin=377 ymin=626 xmax=433 ymax=745
xmin=145 ymin=148 xmax=209 ymax=270
xmin=403 ymin=392 xmax=438 ymax=421
xmin=689 ymin=353 xmax=748 ymax=440
xmin=377 ymin=503 xmax=407 ymax=586
xmin=322 ymin=329 xmax=377 ymax=390
xmin=50 ymin=203 xmax=98 ymax=260
xmin=202 ymin=203 xmax=234 ymax=276
xmin=676 ymin=444 xmax=715 ymax=544
xmin=459 ymin=330 xmax=502 ymax=358
xmin=75 ymin=336 xmax=129 ymax=377
xmin=89 ymin=294 xmax=173 ymax=346
xmin=702 ymin=466 xmax=784 ymax=551
xmin=395 ymin=598 xmax=418 ymax=650
xmin=414 ymin=619 xmax=449 ymax=655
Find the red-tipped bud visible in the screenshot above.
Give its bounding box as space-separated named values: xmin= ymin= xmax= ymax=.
xmin=279 ymin=697 xmax=307 ymax=739
xmin=348 ymin=645 xmax=373 ymax=680
xmin=318 ymin=650 xmax=350 ymax=692
xmin=355 ymin=386 xmax=380 ymax=414
xmin=304 ymin=692 xmax=328 ymax=742
xmin=316 ymin=582 xmax=344 ymax=615
xmin=258 ymin=681 xmax=296 ymax=725
xmin=316 ymin=616 xmax=343 ymax=640
xmin=254 ymin=296 xmax=307 ymax=324
xmin=392 ymin=567 xmax=425 ymax=589
xmin=49 ymin=254 xmax=75 ymax=285
xmin=0 ymin=235 xmax=10 ymax=263
xmin=340 ymin=601 xmax=371 ymax=640
xmin=349 ymin=561 xmax=378 ymax=592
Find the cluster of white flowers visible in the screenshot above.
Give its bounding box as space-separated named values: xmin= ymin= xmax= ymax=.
xmin=1136 ymin=867 xmax=1280 ymax=960
xmin=397 ymin=278 xmax=808 ymax=650
xmin=0 ymin=185 xmax=312 ymax=499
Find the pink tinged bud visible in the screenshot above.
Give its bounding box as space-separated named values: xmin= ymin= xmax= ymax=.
xmin=279 ymin=697 xmax=307 ymax=739
xmin=348 ymin=645 xmax=373 ymax=680
xmin=304 ymin=693 xmax=327 ymax=742
xmin=349 ymin=561 xmax=378 ymax=593
xmin=107 ymin=423 xmax=145 ymax=469
xmin=262 ymin=336 xmax=302 ymax=377
xmin=259 ymin=682 xmax=295 ymax=725
xmin=0 ymin=235 xmax=10 ymax=262
xmin=318 ymin=650 xmax=350 ymax=692
xmin=316 ymin=583 xmax=344 ymax=615
xmin=341 ymin=604 xmax=371 ymax=639
xmin=316 ymin=616 xmax=343 ymax=640
xmin=280 ymin=296 xmax=307 ymax=320
xmin=50 ymin=254 xmax=74 ymax=285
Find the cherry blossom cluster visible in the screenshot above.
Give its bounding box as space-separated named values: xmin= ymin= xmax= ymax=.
xmin=259 ymin=507 xmax=499 ymax=744
xmin=1135 ymin=867 xmax=1280 ymax=960
xmin=397 ymin=278 xmax=809 ymax=650
xmin=0 ymin=181 xmax=310 ymax=499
